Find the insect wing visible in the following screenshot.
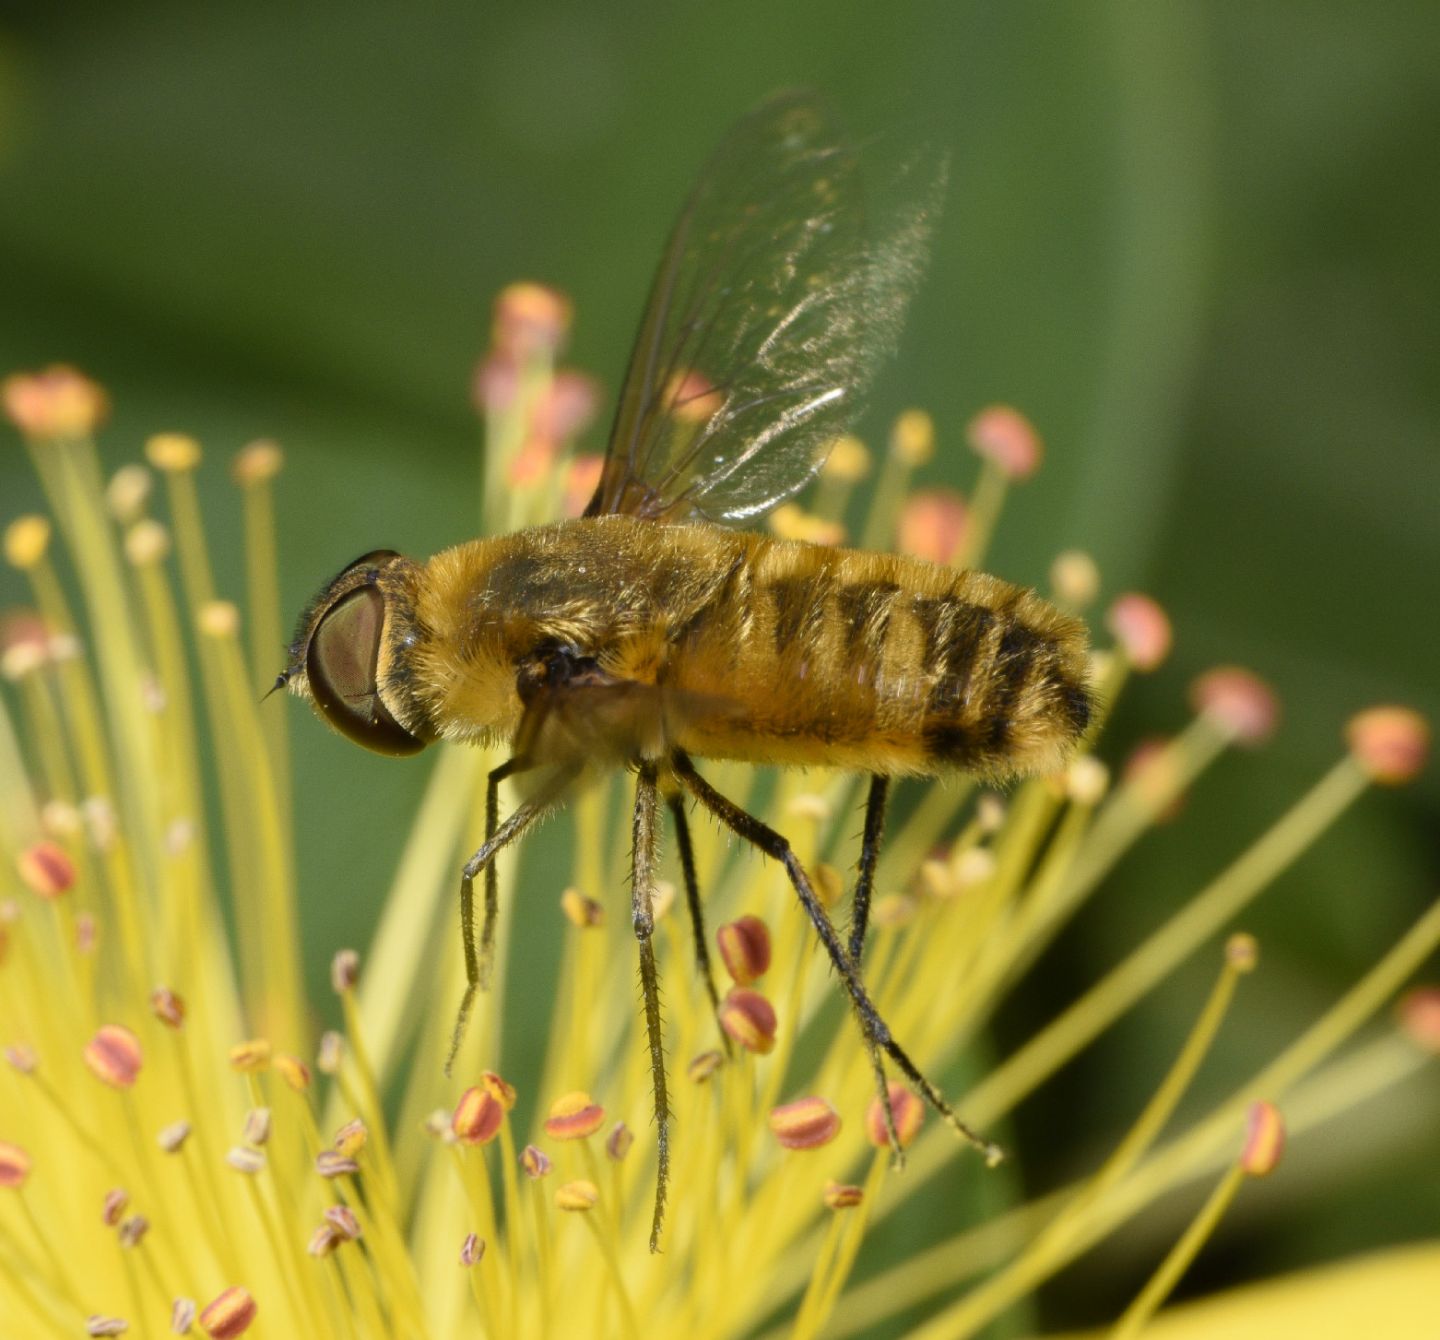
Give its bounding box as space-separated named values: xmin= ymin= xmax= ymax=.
xmin=585 ymin=90 xmax=945 ymax=524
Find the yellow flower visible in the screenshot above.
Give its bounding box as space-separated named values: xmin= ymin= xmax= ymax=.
xmin=0 ymin=309 xmax=1433 ymax=1338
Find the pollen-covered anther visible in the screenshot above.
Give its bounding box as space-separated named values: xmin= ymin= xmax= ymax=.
xmin=1066 ymin=756 xmax=1110 ymax=806
xmin=198 ymin=1285 xmax=257 ymax=1337
xmin=101 ymin=1188 xmax=129 ymax=1226
xmin=3 ymin=515 xmax=51 ymax=570
xmin=105 ymin=464 xmax=153 ymax=525
xmin=890 ymin=408 xmax=935 ymax=466
xmin=953 ymin=846 xmax=997 ymax=892
xmin=231 ymin=438 xmax=284 ymax=486
xmin=274 ymin=1054 xmax=312 ymax=1091
xmin=481 ymin=1070 xmax=518 ymax=1111
xmin=40 ymin=799 xmax=82 ymax=837
xmin=544 ymin=1091 xmax=605 ymax=1140
xmin=459 ymin=1232 xmax=486 ymax=1266
xmin=797 ymin=515 xmax=846 ymax=547
xmin=118 ymin=1214 xmax=150 ymax=1248
xmin=605 ymin=1122 xmax=634 ymax=1162
xmin=976 ymin=793 xmax=1007 ymax=832
xmin=330 ymin=948 xmax=360 ymax=993
xmin=158 ymin=1121 xmax=192 ymax=1154
xmin=966 ymin=404 xmax=1043 ymax=480
xmin=1241 ymin=1101 xmax=1286 ymax=1177
xmin=1190 ymin=667 xmax=1280 ymax=747
xmin=324 ymin=1204 xmax=362 ymax=1240
xmin=822 ymin=1181 xmax=864 ymax=1210
xmin=452 ymin=1087 xmax=504 ymax=1145
xmin=919 ymin=858 xmax=955 ymax=900
xmin=717 ymin=915 xmax=772 ymax=985
xmin=1106 ymin=593 xmax=1172 ymax=672
xmin=768 ymin=503 xmax=809 ymax=542
xmin=554 ymin=1179 xmax=599 ymax=1212
xmin=85 ymin=1316 xmax=129 ymax=1337
xmin=491 ymin=280 xmax=572 ymax=362
xmin=3 ymin=1043 xmax=36 ymax=1074
xmin=49 ymin=629 xmax=82 ymax=664
xmin=1397 ymin=988 xmax=1440 ymax=1053
xmin=333 ymin=1118 xmax=368 ymax=1157
xmin=821 ymin=434 xmax=871 ymax=482
xmin=0 ymin=1140 xmax=31 ymax=1188
xmin=85 ymin=1024 xmax=142 ymax=1088
xmin=227 ymin=1039 xmax=271 ymax=1073
xmin=769 ymin=1096 xmax=842 ymax=1150
xmin=124 ymin=520 xmax=171 ymax=567
xmin=898 ymin=488 xmax=969 ymax=566
xmin=560 ymin=887 xmax=605 ymax=928
xmin=687 ymin=1050 xmax=724 ymax=1083
xmin=520 ymin=1144 xmax=553 ymax=1179
xmin=242 ymin=1108 xmax=271 ymax=1146
xmin=1345 ymin=706 xmax=1429 ymax=785
xmin=226 ymin=1147 xmax=265 ymax=1176
xmin=1 ymin=364 xmax=109 ymax=439
xmin=866 ymin=1082 xmax=924 ymax=1149
xmin=317 ymin=1031 xmax=345 ymax=1075
xmin=150 ymin=986 xmax=186 ymax=1029
xmin=786 ymin=792 xmax=832 ymax=823
xmin=145 ymin=432 xmax=202 ymax=474
xmin=871 ymin=893 xmax=918 ymax=929
xmin=1225 ymin=933 xmax=1259 ymax=973
xmin=17 ymin=840 xmax=75 ymax=898
xmin=1050 ymin=549 xmax=1100 ymax=608
xmin=315 ymin=1150 xmax=360 ymax=1179
xmin=171 ymin=1298 xmax=197 ymax=1334
xmin=307 ymin=1225 xmax=340 ymax=1258
xmin=198 ymin=601 xmax=240 ymax=640
xmin=0 ymin=615 xmax=48 ymax=683
xmin=720 ymin=988 xmax=777 ymax=1055
xmin=83 ymin=797 xmax=117 ymax=850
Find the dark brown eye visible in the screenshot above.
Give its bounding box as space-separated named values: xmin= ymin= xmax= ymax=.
xmin=306 ymin=583 xmax=427 ymax=757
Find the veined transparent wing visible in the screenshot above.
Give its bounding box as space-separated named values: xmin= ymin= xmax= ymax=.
xmin=584 ymin=90 xmax=945 ymax=524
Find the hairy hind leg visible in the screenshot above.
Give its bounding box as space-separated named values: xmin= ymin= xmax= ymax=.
xmin=633 ymin=763 xmax=670 ymax=1252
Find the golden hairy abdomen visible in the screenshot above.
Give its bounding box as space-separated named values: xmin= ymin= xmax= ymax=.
xmin=667 ymin=529 xmax=1092 ymax=779
xmin=412 ymin=516 xmax=1091 ymax=779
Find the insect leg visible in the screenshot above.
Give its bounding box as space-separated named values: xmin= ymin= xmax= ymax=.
xmin=634 ymin=762 xmax=671 ymax=1252
xmin=478 ymin=755 xmax=533 ymax=994
xmin=445 ymin=761 xmax=576 ymax=1075
xmin=666 ymin=791 xmax=729 ymax=1054
xmin=671 ymin=751 xmax=1001 ymax=1166
xmin=847 ymin=775 xmax=890 ymax=968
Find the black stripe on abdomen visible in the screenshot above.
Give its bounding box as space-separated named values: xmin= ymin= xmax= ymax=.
xmin=836 ymin=581 xmax=899 ymax=686
xmin=768 ymin=572 xmax=832 ymax=659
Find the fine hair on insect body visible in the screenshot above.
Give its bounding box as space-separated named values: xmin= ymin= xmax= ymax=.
xmin=281 ymin=90 xmax=1094 ymax=1253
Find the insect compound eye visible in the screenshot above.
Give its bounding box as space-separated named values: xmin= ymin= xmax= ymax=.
xmin=306 ymin=582 xmax=427 ymax=757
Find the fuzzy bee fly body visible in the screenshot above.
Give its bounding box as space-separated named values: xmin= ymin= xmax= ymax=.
xmin=284 ymin=91 xmax=1093 ymax=1253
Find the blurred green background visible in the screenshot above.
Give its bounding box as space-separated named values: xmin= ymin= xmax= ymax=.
xmin=2 ymin=1 xmax=1436 ymax=1330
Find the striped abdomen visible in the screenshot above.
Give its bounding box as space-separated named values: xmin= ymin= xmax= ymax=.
xmin=669 ymin=534 xmax=1092 ymax=780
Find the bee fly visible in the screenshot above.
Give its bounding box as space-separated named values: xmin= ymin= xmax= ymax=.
xmin=281 ymin=91 xmax=1093 ymax=1251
